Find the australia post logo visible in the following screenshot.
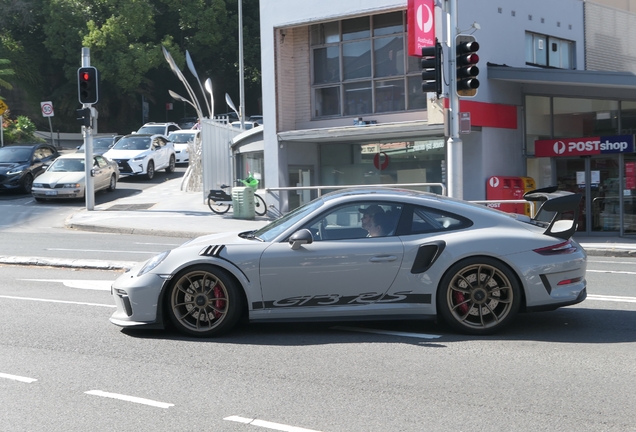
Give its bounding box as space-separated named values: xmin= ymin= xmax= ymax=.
xmin=535 ymin=135 xmax=635 ymax=157
xmin=407 ymin=0 xmax=435 ymax=56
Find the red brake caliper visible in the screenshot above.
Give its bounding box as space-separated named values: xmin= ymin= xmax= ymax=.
xmin=213 ymin=285 xmax=225 ymax=318
xmin=453 ymin=291 xmax=469 ymax=315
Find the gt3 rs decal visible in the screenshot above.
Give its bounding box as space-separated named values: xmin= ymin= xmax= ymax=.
xmin=260 ymin=291 xmax=431 ymax=309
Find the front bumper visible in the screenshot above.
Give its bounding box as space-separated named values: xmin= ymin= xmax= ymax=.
xmin=32 ymin=186 xmax=83 ymax=198
xmin=0 ymin=174 xmax=22 ymax=189
xmin=109 ymin=264 xmax=169 ymax=328
xmin=114 ymin=159 xmax=146 ymax=175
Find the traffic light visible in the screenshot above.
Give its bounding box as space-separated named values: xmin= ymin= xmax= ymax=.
xmin=421 ymin=40 xmax=442 ymax=96
xmin=77 ymin=66 xmax=99 ymax=104
xmin=456 ymin=35 xmax=480 ymax=97
xmin=76 ymin=107 xmax=91 ymax=127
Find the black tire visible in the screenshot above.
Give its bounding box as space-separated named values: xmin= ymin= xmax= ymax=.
xmin=107 ymin=174 xmax=117 ymax=192
xmin=254 ymin=193 xmax=267 ymax=216
xmin=166 ymin=265 xmax=243 ymax=337
xmin=21 ymin=174 xmax=34 ymax=194
xmin=165 ymin=155 xmax=176 ymax=173
xmin=437 ymin=257 xmax=521 ymax=335
xmin=146 ymin=161 xmax=155 ymax=179
xmin=208 ymin=198 xmax=231 ymax=214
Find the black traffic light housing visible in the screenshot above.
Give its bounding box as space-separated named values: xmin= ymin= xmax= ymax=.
xmin=77 ymin=66 xmax=99 ymax=104
xmin=421 ymin=40 xmax=442 ymax=97
xmin=456 ymin=35 xmax=480 ymax=97
xmin=76 ymin=107 xmax=91 ymax=127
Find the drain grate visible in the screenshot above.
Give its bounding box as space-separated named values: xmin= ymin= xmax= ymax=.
xmin=105 ymin=203 xmax=156 ymax=211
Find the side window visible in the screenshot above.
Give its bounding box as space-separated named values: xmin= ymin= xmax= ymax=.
xmin=305 ymin=202 xmax=402 ymax=241
xmin=39 ymin=147 xmax=54 ymax=159
xmin=152 ymin=138 xmax=161 ymax=149
xmin=168 ymin=125 xmax=179 ymax=133
xmin=95 ymin=156 xmax=107 ymax=168
xmin=407 ymin=205 xmax=473 ymax=235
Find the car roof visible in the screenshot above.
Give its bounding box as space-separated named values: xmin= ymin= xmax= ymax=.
xmin=57 ymin=153 xmax=89 ymax=160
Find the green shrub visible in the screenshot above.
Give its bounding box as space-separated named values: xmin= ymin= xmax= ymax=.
xmin=2 ymin=113 xmax=45 ymax=144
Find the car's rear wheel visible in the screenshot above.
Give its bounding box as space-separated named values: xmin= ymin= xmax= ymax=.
xmin=146 ymin=161 xmax=155 ymax=179
xmin=107 ymin=174 xmax=117 ymax=191
xmin=166 ymin=265 xmax=243 ymax=337
xmin=21 ymin=174 xmax=34 ymax=193
xmin=165 ymin=155 xmax=176 ymax=173
xmin=437 ymin=257 xmax=521 ymax=335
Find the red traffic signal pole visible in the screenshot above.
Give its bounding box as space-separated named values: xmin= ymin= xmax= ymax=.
xmin=81 ymin=47 xmax=95 ymax=211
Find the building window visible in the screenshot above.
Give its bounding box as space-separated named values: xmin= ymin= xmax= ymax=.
xmin=525 ymin=32 xmax=574 ymax=69
xmin=311 ymin=11 xmax=426 ymax=119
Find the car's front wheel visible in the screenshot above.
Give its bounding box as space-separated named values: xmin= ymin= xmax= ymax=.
xmin=437 ymin=257 xmax=521 ymax=335
xmin=146 ymin=161 xmax=155 ymax=179
xmin=165 ymin=155 xmax=176 ymax=173
xmin=21 ymin=174 xmax=34 ymax=193
xmin=166 ymin=265 xmax=243 ymax=337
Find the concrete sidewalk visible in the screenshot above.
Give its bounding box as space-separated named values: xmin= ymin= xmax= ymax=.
xmin=1 ymin=176 xmax=634 ymax=271
xmin=61 ymin=176 xmax=636 ymax=257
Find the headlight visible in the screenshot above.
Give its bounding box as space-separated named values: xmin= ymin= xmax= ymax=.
xmin=138 ymin=250 xmax=170 ymax=277
xmin=62 ymin=183 xmax=81 ymax=188
xmin=32 ymin=183 xmax=43 ymax=188
xmin=7 ymin=165 xmax=27 ymax=175
xmin=132 ymin=155 xmax=147 ymax=161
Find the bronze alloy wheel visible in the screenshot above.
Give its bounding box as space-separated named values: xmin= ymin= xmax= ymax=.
xmin=437 ymin=257 xmax=521 ymax=335
xmin=167 ymin=266 xmax=242 ymax=337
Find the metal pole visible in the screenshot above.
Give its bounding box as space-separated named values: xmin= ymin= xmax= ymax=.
xmin=0 ymin=115 xmax=3 ymax=147
xmin=82 ymin=47 xmax=95 ymax=211
xmin=447 ymin=0 xmax=463 ymax=199
xmin=238 ymin=0 xmax=246 ymax=130
xmin=48 ymin=117 xmax=54 ymax=147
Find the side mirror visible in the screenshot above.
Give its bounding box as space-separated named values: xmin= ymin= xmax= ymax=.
xmin=90 ymin=168 xmax=96 ymax=177
xmin=289 ymin=229 xmax=314 ymax=250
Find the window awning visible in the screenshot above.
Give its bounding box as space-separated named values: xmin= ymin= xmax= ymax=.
xmin=488 ymin=64 xmax=636 ymax=89
xmin=277 ymin=121 xmax=444 ymax=143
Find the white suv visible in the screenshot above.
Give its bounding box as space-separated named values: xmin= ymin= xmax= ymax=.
xmin=136 ymin=122 xmax=181 ymax=136
xmin=103 ymin=134 xmax=176 ymax=179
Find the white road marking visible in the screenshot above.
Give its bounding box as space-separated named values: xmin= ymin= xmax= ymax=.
xmin=85 ymin=390 xmax=174 ymax=408
xmin=18 ymin=279 xmax=113 ymax=291
xmin=0 ymin=295 xmax=115 ymax=308
xmin=588 ymin=260 xmax=636 ymax=264
xmin=332 ymin=326 xmax=441 ymax=339
xmin=45 ymin=248 xmax=157 ymax=254
xmin=587 ymin=294 xmax=636 ymax=303
xmin=0 ymin=373 xmax=37 ymax=383
xmin=587 ymin=269 xmax=636 ymax=275
xmin=224 ymin=416 xmax=322 ymax=432
xmin=134 ymin=242 xmax=180 ymax=246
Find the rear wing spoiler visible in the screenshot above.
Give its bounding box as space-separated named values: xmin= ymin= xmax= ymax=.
xmin=523 ymin=186 xmax=582 ymax=240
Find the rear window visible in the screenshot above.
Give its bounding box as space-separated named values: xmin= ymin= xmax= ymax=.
xmin=401 ymin=205 xmax=473 ymax=235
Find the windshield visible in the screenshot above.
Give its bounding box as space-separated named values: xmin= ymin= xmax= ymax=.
xmin=112 ymin=137 xmax=151 ymax=151
xmin=168 ymin=133 xmax=197 ymax=143
xmin=93 ymin=138 xmax=115 ymax=149
xmin=49 ymin=158 xmax=84 ymax=172
xmin=251 ymin=198 xmax=325 ymax=242
xmin=0 ymin=147 xmax=31 ymax=163
xmin=137 ymin=126 xmax=165 ymax=135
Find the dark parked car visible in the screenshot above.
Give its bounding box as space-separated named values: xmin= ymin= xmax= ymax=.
xmin=0 ymin=143 xmax=60 ymax=193
xmin=76 ymin=135 xmax=122 ymax=155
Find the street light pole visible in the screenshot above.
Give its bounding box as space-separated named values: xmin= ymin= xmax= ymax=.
xmin=238 ymin=0 xmax=246 ymax=130
xmin=447 ymin=0 xmax=463 ymax=199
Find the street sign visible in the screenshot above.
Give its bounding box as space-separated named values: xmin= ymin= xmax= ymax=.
xmin=0 ymin=100 xmax=8 ymax=116
xmin=41 ymin=101 xmax=55 ymax=117
xmin=460 ymin=112 xmax=471 ymax=134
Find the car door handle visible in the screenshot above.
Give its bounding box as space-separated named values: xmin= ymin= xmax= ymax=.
xmin=369 ymin=255 xmax=397 ymax=263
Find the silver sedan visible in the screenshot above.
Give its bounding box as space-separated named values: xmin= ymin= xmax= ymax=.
xmin=110 ymin=187 xmax=587 ymax=337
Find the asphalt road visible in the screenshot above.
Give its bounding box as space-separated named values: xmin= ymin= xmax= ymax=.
xmin=1 ymin=260 xmax=635 ymax=432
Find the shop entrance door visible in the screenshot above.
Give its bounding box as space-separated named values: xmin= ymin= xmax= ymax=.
xmin=555 ymin=157 xmax=619 ymax=234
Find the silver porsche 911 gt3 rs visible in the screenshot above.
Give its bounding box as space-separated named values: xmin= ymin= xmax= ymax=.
xmin=109 ymin=187 xmax=587 ymax=336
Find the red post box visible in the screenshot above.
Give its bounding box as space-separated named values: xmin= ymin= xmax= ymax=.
xmin=486 ymin=176 xmax=531 ymax=215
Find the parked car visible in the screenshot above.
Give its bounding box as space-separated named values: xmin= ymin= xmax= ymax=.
xmin=167 ymin=130 xmax=200 ymax=164
xmin=231 ymin=121 xmax=260 ymax=130
xmin=76 ymin=135 xmax=123 ymax=155
xmin=177 ymin=117 xmax=198 ymax=129
xmin=31 ymin=153 xmax=119 ymax=201
xmin=102 ymin=134 xmax=176 ymax=179
xmin=109 ymin=187 xmax=587 ymax=338
xmin=0 ymin=143 xmax=60 ymax=193
xmin=136 ymin=122 xmax=180 ymax=136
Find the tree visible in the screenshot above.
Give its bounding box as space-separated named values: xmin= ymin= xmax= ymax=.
xmin=0 ymin=58 xmax=15 ymax=94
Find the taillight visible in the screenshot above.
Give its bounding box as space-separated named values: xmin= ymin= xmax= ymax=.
xmin=533 ymin=240 xmax=577 ymax=255
xmin=557 ymin=277 xmax=583 ymax=286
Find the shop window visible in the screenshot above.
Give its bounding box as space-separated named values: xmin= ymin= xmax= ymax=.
xmin=311 ymin=11 xmax=424 ymax=119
